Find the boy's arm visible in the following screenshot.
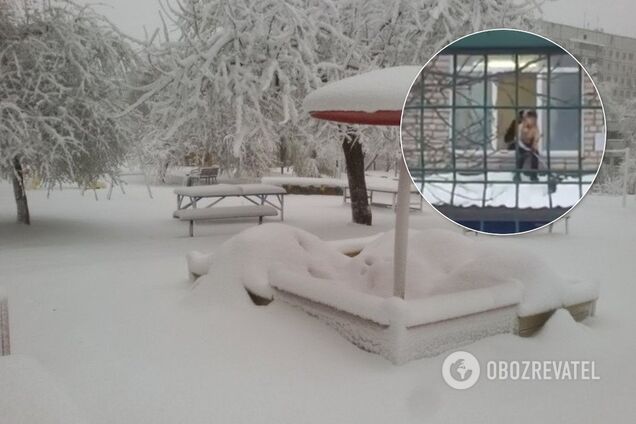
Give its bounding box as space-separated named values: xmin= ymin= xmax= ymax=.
xmin=532 ymin=130 xmax=541 ymax=153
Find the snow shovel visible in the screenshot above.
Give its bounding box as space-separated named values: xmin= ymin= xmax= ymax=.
xmin=531 ymin=151 xmax=562 ymax=194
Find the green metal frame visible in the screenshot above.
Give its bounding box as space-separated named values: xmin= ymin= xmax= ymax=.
xmin=406 ymin=51 xmax=603 ymax=214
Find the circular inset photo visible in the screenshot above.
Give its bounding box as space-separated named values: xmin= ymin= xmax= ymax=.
xmin=400 ymin=29 xmax=606 ymax=235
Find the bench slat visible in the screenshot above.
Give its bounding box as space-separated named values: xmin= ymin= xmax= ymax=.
xmin=177 ymin=205 xmax=278 ymax=220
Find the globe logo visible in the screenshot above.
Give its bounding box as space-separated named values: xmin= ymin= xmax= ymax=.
xmin=442 ymin=351 xmax=480 ymax=390
xmin=450 ymin=358 xmax=472 ymax=382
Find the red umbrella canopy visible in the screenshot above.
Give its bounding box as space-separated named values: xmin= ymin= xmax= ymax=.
xmin=303 ymin=66 xmax=422 ymax=127
xmin=303 ymin=66 xmax=423 ymax=299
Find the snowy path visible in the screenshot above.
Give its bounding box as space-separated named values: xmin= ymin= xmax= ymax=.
xmin=1 ymin=183 xmax=635 ymax=423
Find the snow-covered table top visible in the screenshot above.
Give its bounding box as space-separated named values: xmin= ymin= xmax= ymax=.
xmin=174 ymin=184 xmax=242 ymax=197
xmin=237 ymin=184 xmax=287 ymax=196
xmin=174 ymin=183 xmax=286 ymax=197
xmin=261 ymin=176 xmax=348 ymax=188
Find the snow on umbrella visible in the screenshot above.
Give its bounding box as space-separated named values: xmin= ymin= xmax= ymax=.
xmin=303 ymin=66 xmax=422 ymax=299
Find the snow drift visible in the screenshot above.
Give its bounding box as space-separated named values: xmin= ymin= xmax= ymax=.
xmin=189 ymin=223 xmax=349 ymax=300
xmin=188 ymin=223 xmax=598 ymax=316
xmin=186 ymin=223 xmax=596 ymax=363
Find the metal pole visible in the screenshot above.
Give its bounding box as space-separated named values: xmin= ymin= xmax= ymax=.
xmin=482 ymin=54 xmax=488 ymax=209
xmin=393 ymin=160 xmax=411 ymax=299
xmin=0 ymin=287 xmax=10 ymax=356
xmin=450 ymin=54 xmax=457 ymax=206
xmin=623 ymin=147 xmax=629 ymax=208
xmin=577 ymin=63 xmax=583 ymax=199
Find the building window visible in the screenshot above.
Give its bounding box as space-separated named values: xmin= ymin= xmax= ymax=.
xmin=408 ymin=52 xmax=600 ymax=156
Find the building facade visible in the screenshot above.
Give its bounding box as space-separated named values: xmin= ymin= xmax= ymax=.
xmin=539 ymin=20 xmax=636 ymax=100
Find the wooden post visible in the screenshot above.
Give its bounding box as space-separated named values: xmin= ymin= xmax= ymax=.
xmin=0 ymin=287 xmax=10 ymax=356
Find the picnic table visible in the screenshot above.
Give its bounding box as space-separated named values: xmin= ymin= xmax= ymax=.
xmin=174 ymin=183 xmax=287 ymax=219
xmin=173 ymin=183 xmax=287 ymax=236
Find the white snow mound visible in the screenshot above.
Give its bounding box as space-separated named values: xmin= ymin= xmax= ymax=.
xmin=191 ymin=223 xmax=349 ymax=300
xmin=188 ymin=224 xmax=598 ymax=315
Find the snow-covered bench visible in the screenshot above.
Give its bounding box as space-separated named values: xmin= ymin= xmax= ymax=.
xmin=186 ymin=166 xmax=219 ymax=186
xmin=343 ymin=180 xmax=423 ymax=210
xmin=176 ymin=205 xmax=278 ymax=236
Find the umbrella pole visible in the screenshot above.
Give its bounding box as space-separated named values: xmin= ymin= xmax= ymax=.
xmin=393 ymin=159 xmax=411 ymax=299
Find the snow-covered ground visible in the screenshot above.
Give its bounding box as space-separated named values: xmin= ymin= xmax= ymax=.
xmin=420 ymin=172 xmax=595 ymax=208
xmin=1 ymin=182 xmax=635 ymax=423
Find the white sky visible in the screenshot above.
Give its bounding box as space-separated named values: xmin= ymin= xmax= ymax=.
xmin=541 ymin=0 xmax=636 ymax=38
xmin=77 ymin=0 xmax=636 ymax=40
xmin=79 ymin=0 xmax=168 ymax=41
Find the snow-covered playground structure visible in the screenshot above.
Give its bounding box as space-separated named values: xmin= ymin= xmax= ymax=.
xmin=188 ymin=223 xmax=598 ymax=364
xmin=188 ymin=65 xmax=599 ymax=364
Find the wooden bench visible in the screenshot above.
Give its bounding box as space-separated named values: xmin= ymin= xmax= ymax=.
xmin=176 ymin=205 xmax=278 ymax=236
xmin=343 ymin=183 xmax=422 ymax=210
xmin=186 ymin=167 xmax=219 ymax=186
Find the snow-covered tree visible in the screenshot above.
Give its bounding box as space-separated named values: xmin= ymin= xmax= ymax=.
xmin=0 ymin=1 xmax=137 ymax=224
xmin=594 ymin=81 xmax=636 ymax=194
xmin=133 ymin=0 xmax=344 ymax=178
xmin=134 ymin=0 xmax=541 ymax=225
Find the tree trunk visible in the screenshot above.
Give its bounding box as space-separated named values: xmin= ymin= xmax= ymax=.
xmin=279 ymin=135 xmax=287 ymax=175
xmin=342 ymin=130 xmax=372 ymax=225
xmin=12 ymin=157 xmax=30 ymax=225
xmin=158 ymin=160 xmax=169 ymax=184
